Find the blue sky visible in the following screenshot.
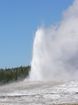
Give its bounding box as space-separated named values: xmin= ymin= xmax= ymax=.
xmin=0 ymin=0 xmax=73 ymax=68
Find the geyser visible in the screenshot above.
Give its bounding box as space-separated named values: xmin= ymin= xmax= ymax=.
xmin=30 ymin=0 xmax=78 ymax=81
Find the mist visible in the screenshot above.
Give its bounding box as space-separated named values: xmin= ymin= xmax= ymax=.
xmin=30 ymin=0 xmax=78 ymax=81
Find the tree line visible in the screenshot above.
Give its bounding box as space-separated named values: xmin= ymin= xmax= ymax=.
xmin=0 ymin=66 xmax=30 ymax=85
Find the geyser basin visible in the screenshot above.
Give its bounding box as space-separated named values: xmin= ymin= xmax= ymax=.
xmin=0 ymin=80 xmax=78 ymax=105
xmin=30 ymin=0 xmax=78 ymax=81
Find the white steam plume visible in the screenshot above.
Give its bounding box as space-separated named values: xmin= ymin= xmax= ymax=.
xmin=30 ymin=0 xmax=78 ymax=81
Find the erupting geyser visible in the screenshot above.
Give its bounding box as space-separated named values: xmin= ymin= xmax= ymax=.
xmin=30 ymin=0 xmax=78 ymax=81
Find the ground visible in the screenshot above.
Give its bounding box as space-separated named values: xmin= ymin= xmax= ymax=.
xmin=0 ymin=80 xmax=78 ymax=105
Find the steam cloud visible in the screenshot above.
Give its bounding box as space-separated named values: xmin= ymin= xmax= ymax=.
xmin=30 ymin=0 xmax=78 ymax=81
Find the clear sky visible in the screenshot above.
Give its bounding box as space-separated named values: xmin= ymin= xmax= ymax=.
xmin=0 ymin=0 xmax=73 ymax=68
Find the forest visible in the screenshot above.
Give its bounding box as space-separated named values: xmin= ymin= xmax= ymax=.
xmin=0 ymin=66 xmax=30 ymax=85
